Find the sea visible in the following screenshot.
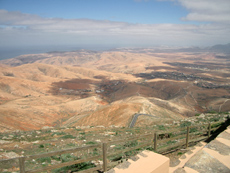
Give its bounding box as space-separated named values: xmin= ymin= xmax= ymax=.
xmin=0 ymin=45 xmax=117 ymax=60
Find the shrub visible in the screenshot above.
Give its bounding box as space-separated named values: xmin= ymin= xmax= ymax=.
xmin=44 ymin=130 xmax=52 ymax=133
xmin=211 ymin=122 xmax=223 ymax=128
xmin=146 ymin=146 xmax=155 ymax=152
xmin=125 ymin=150 xmax=136 ymax=157
xmin=209 ymin=117 xmax=220 ymax=122
xmin=180 ymin=121 xmax=192 ymax=127
xmin=85 ymin=141 xmax=97 ymax=145
xmin=124 ymin=140 xmax=138 ymax=148
xmin=177 ymin=152 xmax=183 ymax=155
xmin=208 ymin=110 xmax=217 ymax=114
xmin=168 ymin=133 xmax=173 ymax=138
xmin=190 ymin=127 xmax=198 ymax=133
xmin=39 ymin=144 xmax=44 ymax=148
xmin=79 ymin=136 xmax=85 ymax=140
xmin=60 ymin=135 xmax=75 ymax=139
xmin=89 ymin=148 xmax=99 ymax=156
xmin=221 ymin=112 xmax=229 ymax=114
xmin=51 ymin=155 xmax=61 ymax=161
xmin=52 ymin=132 xmax=66 ymax=136
xmin=157 ymin=125 xmax=166 ymax=130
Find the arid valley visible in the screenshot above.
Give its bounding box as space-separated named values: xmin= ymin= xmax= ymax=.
xmin=1 ymin=1 xmax=230 ymax=172
xmin=1 ymin=46 xmax=230 ymax=132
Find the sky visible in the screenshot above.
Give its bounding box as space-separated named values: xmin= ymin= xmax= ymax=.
xmin=0 ymin=0 xmax=230 ymax=54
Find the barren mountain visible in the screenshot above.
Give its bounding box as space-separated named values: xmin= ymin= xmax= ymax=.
xmin=0 ymin=49 xmax=230 ymax=132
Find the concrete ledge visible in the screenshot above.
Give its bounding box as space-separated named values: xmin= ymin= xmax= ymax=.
xmin=109 ymin=150 xmax=169 ymax=173
xmin=170 ymin=125 xmax=230 ymax=173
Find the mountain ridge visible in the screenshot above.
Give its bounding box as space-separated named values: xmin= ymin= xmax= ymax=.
xmin=0 ymin=48 xmax=230 ymax=132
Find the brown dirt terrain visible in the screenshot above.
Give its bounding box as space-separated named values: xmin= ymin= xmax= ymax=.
xmin=0 ymin=50 xmax=230 ymax=131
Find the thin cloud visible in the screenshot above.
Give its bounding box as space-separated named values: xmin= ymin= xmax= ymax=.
xmin=157 ymin=0 xmax=230 ymax=24
xmin=178 ymin=0 xmax=230 ymax=23
xmin=0 ymin=9 xmax=229 ymax=47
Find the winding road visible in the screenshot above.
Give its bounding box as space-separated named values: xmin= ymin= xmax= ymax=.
xmin=129 ymin=113 xmax=159 ymax=128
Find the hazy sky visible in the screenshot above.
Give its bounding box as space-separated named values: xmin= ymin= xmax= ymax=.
xmin=0 ymin=0 xmax=230 ymax=49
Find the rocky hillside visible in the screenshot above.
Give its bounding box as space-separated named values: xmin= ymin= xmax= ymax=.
xmin=0 ymin=49 xmax=230 ymax=132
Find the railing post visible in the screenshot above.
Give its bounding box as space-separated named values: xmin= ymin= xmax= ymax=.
xmin=154 ymin=133 xmax=158 ymax=152
xmin=208 ymin=123 xmax=211 ymax=138
xmin=102 ymin=143 xmax=108 ymax=172
xmin=186 ymin=126 xmax=190 ymax=148
xmin=19 ymin=157 xmax=25 ymax=173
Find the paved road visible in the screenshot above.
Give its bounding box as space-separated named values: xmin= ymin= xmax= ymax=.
xmin=129 ymin=113 xmax=158 ymax=128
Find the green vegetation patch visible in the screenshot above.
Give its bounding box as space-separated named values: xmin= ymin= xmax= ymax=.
xmin=177 ymin=152 xmax=183 ymax=155
xmin=157 ymin=125 xmax=166 ymax=130
xmin=207 ymin=110 xmax=217 ymax=114
xmin=79 ymin=132 xmax=85 ymax=135
xmin=36 ymin=157 xmax=51 ymax=164
xmin=209 ymin=117 xmax=221 ymax=122
xmin=66 ymin=143 xmax=76 ymax=147
xmin=85 ymin=141 xmax=97 ymax=145
xmin=190 ymin=127 xmax=198 ymax=133
xmin=124 ymin=140 xmax=138 ymax=148
xmin=51 ymin=131 xmax=66 ymax=136
xmin=166 ymin=140 xmax=177 ymax=145
xmin=60 ymin=135 xmax=75 ymax=139
xmin=180 ymin=121 xmax=192 ymax=127
xmin=75 ymin=129 xmax=82 ymax=131
xmin=211 ymin=122 xmax=223 ymax=128
xmin=39 ymin=144 xmax=45 ymax=148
